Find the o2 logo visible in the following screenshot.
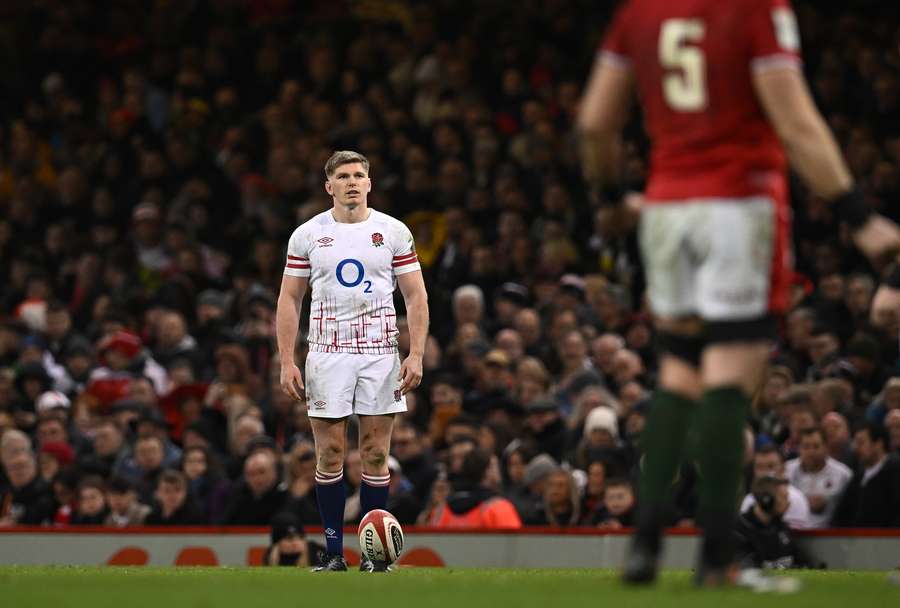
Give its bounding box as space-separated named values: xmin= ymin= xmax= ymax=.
xmin=336 ymin=259 xmax=372 ymax=293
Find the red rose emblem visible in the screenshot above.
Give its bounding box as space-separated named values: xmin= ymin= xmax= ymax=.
xmin=371 ymin=232 xmax=384 ymax=247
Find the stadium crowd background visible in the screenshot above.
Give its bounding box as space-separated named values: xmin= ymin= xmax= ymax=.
xmin=2 ymin=0 xmax=900 ymax=531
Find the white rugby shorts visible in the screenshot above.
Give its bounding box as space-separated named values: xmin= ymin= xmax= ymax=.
xmin=639 ymin=196 xmax=786 ymax=321
xmin=304 ymin=351 xmax=407 ymax=418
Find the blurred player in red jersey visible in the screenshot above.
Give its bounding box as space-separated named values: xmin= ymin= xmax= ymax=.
xmin=578 ymin=0 xmax=900 ymax=586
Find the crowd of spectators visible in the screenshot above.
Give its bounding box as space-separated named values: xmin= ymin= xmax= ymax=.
xmin=2 ymin=0 xmax=900 ymax=533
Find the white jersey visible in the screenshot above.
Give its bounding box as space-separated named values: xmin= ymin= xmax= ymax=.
xmin=784 ymin=457 xmax=852 ymax=528
xmin=283 ymin=209 xmax=420 ymax=354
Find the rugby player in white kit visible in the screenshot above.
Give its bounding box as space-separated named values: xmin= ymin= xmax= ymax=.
xmin=276 ymin=150 xmax=429 ymax=572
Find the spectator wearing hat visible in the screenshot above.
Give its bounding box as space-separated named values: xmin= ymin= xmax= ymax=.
xmin=0 ymin=430 xmax=55 ymax=525
xmin=527 ymin=468 xmax=582 ymax=527
xmin=427 ymin=448 xmax=522 ymax=529
xmin=514 ymin=453 xmax=559 ymax=523
xmin=132 ymin=202 xmax=171 ymax=273
xmin=493 ymin=283 xmax=530 ymax=330
xmin=194 ymin=289 xmax=232 ymax=374
xmin=38 ymin=441 xmax=75 ymax=482
xmin=523 ymin=398 xmax=567 ymax=462
xmin=263 ymin=511 xmax=326 ymax=567
xmin=57 ymin=337 xmax=95 ymax=397
xmin=145 ymin=469 xmax=205 ymax=525
xmin=88 ymin=331 xmax=169 ymax=405
xmin=463 ymin=349 xmax=513 ymax=417
xmin=105 ymin=476 xmax=151 ymax=527
xmin=572 ymin=400 xmax=621 ymax=468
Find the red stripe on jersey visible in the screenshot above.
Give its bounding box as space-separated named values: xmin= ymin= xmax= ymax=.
xmin=287 ymin=255 xmax=308 ymax=261
xmin=392 ymin=257 xmax=418 ymax=268
xmin=393 ymin=252 xmax=417 ymax=260
xmin=285 ymin=263 xmax=310 ymax=269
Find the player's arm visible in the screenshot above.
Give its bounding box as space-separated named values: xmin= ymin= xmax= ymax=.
xmin=753 ymin=68 xmax=900 ymax=262
xmin=276 ymin=273 xmax=308 ymax=400
xmin=397 ymin=270 xmax=428 ymax=394
xmin=576 ymin=56 xmax=633 ymax=198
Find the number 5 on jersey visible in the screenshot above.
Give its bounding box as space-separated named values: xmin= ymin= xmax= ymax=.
xmin=660 ymin=18 xmax=707 ymax=111
xmin=336 ymin=258 xmax=372 ymax=293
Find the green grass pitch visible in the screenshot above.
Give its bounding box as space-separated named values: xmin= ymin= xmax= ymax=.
xmin=2 ymin=567 xmax=896 ymax=608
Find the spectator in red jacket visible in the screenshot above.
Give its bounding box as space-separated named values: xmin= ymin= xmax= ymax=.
xmin=428 ymin=448 xmax=522 ymax=529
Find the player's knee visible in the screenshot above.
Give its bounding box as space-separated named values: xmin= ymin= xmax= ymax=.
xmin=361 ymin=446 xmax=387 ymax=469
xmin=316 ymin=442 xmax=345 ymax=470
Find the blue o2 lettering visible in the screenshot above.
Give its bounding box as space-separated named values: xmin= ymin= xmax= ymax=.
xmin=363 ymin=280 xmax=372 ymax=293
xmin=336 ymin=258 xmax=365 ymax=287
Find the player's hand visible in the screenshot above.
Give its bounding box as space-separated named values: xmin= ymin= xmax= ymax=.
xmin=280 ymin=364 xmax=305 ymax=401
xmin=852 ymin=215 xmax=900 ymax=265
xmin=595 ymin=192 xmax=643 ymax=237
xmin=398 ymin=354 xmax=423 ymax=395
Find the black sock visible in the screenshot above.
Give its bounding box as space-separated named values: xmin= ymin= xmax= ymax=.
xmin=634 ymin=389 xmax=696 ymax=551
xmin=696 ymin=386 xmax=750 ymax=568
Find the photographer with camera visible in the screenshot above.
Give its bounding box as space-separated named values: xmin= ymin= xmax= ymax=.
xmin=735 ymin=475 xmax=819 ymax=570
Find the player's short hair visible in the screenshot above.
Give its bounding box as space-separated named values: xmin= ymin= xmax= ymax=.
xmin=324 ymin=150 xmax=369 ymax=178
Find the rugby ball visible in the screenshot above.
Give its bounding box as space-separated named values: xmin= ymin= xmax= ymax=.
xmin=358 ymin=509 xmax=404 ymax=565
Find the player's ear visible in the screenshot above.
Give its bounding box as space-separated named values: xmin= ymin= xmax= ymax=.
xmin=324 ymin=179 xmax=332 ymax=195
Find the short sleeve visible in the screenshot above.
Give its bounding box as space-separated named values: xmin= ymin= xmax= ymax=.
xmin=599 ymin=3 xmax=634 ymax=70
xmin=284 ymin=227 xmax=310 ymax=278
xmin=748 ymin=0 xmax=802 ymax=73
xmin=391 ymin=223 xmax=421 ymax=276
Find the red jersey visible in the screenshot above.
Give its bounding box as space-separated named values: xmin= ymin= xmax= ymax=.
xmin=602 ymin=0 xmax=802 ymax=202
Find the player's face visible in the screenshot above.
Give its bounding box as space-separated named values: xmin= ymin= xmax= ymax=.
xmin=326 ymin=162 xmax=371 ymax=208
